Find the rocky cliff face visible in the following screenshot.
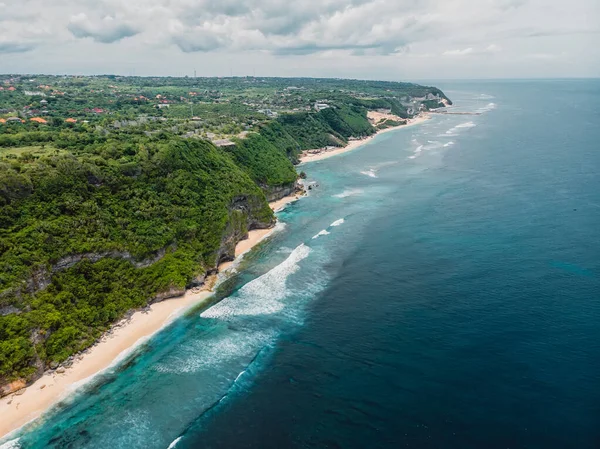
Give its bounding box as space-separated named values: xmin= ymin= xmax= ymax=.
xmin=215 ymin=194 xmax=275 ymax=267
xmin=263 ymin=181 xmax=298 ymax=203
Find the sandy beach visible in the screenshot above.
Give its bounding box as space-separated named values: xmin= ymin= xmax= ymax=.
xmin=299 ymin=113 xmax=430 ymax=164
xmin=0 ymin=192 xmax=301 ymax=441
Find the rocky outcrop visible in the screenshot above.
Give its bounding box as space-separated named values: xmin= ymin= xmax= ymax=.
xmin=2 ymin=248 xmax=170 ymax=307
xmin=52 ymin=248 xmax=167 ymax=273
xmin=152 ymin=286 xmax=187 ymax=303
xmin=215 ymin=194 xmax=275 ymax=267
xmin=0 ymin=305 xmax=21 ymax=316
xmin=0 ymin=379 xmax=26 ymax=397
xmin=263 ymin=181 xmax=299 ymax=203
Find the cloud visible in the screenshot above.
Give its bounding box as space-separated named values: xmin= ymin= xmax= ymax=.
xmin=0 ymin=41 xmax=34 ymax=54
xmin=68 ymin=13 xmax=139 ymax=43
xmin=0 ymin=0 xmax=598 ymax=78
xmin=443 ymin=47 xmax=474 ymax=56
xmin=485 ymin=44 xmax=502 ymax=53
xmin=527 ymin=52 xmax=561 ymax=60
xmin=442 ymin=45 xmax=502 ymax=56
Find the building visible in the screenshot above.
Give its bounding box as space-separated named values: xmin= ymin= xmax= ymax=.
xmin=65 ymin=118 xmax=77 ymax=123
xmin=30 ymin=117 xmax=48 ymax=124
xmin=314 ymin=102 xmax=329 ymax=111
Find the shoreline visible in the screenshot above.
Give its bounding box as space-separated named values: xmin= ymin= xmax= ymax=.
xmin=0 ymin=192 xmax=301 ymax=441
xmin=299 ymin=113 xmax=430 ymax=164
xmin=0 ymin=109 xmax=421 ymax=439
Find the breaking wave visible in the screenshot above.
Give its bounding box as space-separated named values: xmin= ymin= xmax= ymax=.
xmin=477 ymin=102 xmax=496 ymax=113
xmin=360 ymin=169 xmax=378 ymax=178
xmin=155 ymin=244 xmax=312 ymax=375
xmin=312 ymin=230 xmax=331 ymax=239
xmin=0 ymin=439 xmax=20 ymax=449
xmin=443 ymin=142 xmax=455 ymax=147
xmin=202 ymin=244 xmax=311 ymax=320
xmin=167 ymin=436 xmax=182 ymax=448
xmin=330 ymin=218 xmax=345 ymax=227
xmin=444 ymin=121 xmax=477 ymax=136
xmin=333 ymin=188 xmax=363 ymax=198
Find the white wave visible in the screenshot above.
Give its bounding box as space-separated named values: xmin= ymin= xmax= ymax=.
xmin=478 ymin=94 xmax=495 ymax=100
xmin=167 ymin=437 xmax=183 ymax=449
xmin=312 ymin=230 xmax=331 ymax=239
xmin=333 ymin=188 xmax=363 ymax=198
xmin=476 ymin=102 xmax=496 ymax=113
xmin=444 ymin=121 xmax=476 ymax=136
xmin=360 ymin=169 xmax=378 ymax=178
xmin=154 ymin=329 xmax=275 ymax=374
xmin=443 ymin=142 xmax=455 ymax=147
xmin=0 ymin=439 xmax=20 ymax=449
xmin=330 ymin=218 xmax=345 ymax=227
xmin=156 ymin=244 xmax=315 ymax=374
xmin=201 ymin=244 xmax=311 ymax=319
xmin=408 ymin=144 xmax=424 ymax=160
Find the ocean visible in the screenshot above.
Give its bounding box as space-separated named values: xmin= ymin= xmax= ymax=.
xmin=3 ymin=80 xmax=599 ymax=449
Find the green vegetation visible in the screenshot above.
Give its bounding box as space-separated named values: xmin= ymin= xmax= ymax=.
xmin=0 ymin=74 xmax=449 ymax=388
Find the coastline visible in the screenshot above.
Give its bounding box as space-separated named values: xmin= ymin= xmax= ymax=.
xmin=0 ymin=109 xmax=422 ymax=439
xmin=0 ymin=192 xmax=301 ymax=441
xmin=299 ymin=113 xmax=430 ymax=164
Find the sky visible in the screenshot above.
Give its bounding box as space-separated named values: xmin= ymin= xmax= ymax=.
xmin=0 ymin=0 xmax=598 ymax=79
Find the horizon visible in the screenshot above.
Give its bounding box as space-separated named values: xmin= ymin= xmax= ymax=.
xmin=2 ymin=73 xmax=599 ymax=82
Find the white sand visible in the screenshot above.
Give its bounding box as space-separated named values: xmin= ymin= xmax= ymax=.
xmin=299 ymin=113 xmax=430 ymax=164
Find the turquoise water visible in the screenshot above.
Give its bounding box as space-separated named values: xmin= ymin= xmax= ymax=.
xmin=3 ymin=80 xmax=600 ymax=448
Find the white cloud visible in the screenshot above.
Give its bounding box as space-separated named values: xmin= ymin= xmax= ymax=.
xmin=485 ymin=44 xmax=502 ymax=53
xmin=443 ymin=48 xmax=474 ymax=56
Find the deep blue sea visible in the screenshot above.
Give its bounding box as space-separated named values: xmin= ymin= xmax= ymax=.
xmin=2 ymin=80 xmax=600 ymax=449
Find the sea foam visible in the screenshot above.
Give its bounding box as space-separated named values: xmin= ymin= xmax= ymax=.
xmin=312 ymin=230 xmax=331 ymax=239
xmin=360 ymin=169 xmax=378 ymax=178
xmin=330 ymin=218 xmax=345 ymax=227
xmin=477 ymin=103 xmax=496 ymax=113
xmin=155 ymin=244 xmax=312 ymax=375
xmin=444 ymin=121 xmax=477 ymax=136
xmin=0 ymin=440 xmax=20 ymax=449
xmin=333 ymin=188 xmax=363 ymax=198
xmin=167 ymin=437 xmax=183 ymax=449
xmin=202 ymin=244 xmax=311 ymax=319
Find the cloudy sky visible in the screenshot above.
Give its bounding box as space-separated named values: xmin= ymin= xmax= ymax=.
xmin=1 ymin=0 xmax=598 ymax=79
